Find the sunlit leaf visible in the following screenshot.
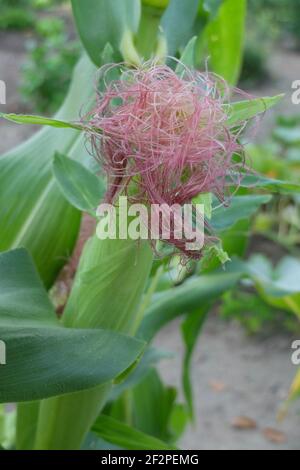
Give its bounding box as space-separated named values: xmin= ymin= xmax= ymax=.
xmin=0 ymin=248 xmax=145 ymax=404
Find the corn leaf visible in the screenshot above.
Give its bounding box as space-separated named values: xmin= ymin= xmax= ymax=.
xmin=161 ymin=0 xmax=199 ymax=56
xmin=0 ymin=248 xmax=145 ymax=404
xmin=71 ymin=0 xmax=141 ymax=65
xmin=0 ymin=248 xmax=57 ymax=327
xmin=181 ymin=305 xmax=210 ymax=418
xmin=0 ymin=113 xmax=87 ymax=131
xmin=226 ymin=94 xmax=285 ymax=126
xmin=92 ymin=414 xmax=176 ymax=450
xmin=211 ymin=195 xmax=272 ymax=232
xmin=239 ymin=173 xmax=300 ymax=194
xmin=175 ymin=36 xmax=197 ymax=75
xmin=52 ymin=153 xmax=105 ymax=213
xmin=287 ymin=369 xmax=300 ymax=403
xmin=205 ymin=0 xmax=246 ymax=85
xmin=139 ymin=271 xmax=242 ymax=341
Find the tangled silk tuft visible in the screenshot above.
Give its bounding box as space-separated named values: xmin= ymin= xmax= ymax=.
xmin=85 ymin=61 xmax=253 ymax=259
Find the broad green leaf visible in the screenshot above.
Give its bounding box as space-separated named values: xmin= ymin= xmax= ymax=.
xmin=181 ymin=306 xmax=209 ymax=417
xmin=225 ymin=94 xmax=284 ymax=126
xmin=35 ymin=234 xmax=153 ymax=450
xmin=0 ymin=247 xmax=146 ymax=405
xmin=0 ymin=405 xmax=15 ymax=449
xmin=0 ymin=327 xmax=145 ymax=403
xmin=142 ymin=0 xmax=169 ymax=8
xmin=71 ymin=0 xmax=141 ymax=65
xmin=234 ymin=255 xmax=300 ymax=318
xmin=0 ymin=55 xmax=96 ymax=288
xmin=93 ymin=414 xmax=175 ymax=450
xmin=53 ymin=153 xmax=105 ymax=213
xmin=287 ymin=369 xmax=300 ymax=403
xmin=0 ymin=249 xmax=57 ymax=327
xmin=175 ymin=36 xmax=197 ymax=75
xmin=110 ymin=347 xmax=172 ymax=401
xmin=161 ymin=0 xmax=199 ymax=56
xmin=16 ymin=402 xmax=39 ymax=450
xmin=205 ymin=0 xmax=246 ymax=85
xmin=211 ymin=195 xmax=272 ymax=232
xmin=139 ymin=271 xmax=241 ymax=341
xmin=0 ymin=113 xmax=87 ymax=131
xmin=273 ymin=126 xmax=300 ymax=146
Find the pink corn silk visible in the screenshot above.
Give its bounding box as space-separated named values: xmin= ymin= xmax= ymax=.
xmin=86 ymin=62 xmax=254 ymax=259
